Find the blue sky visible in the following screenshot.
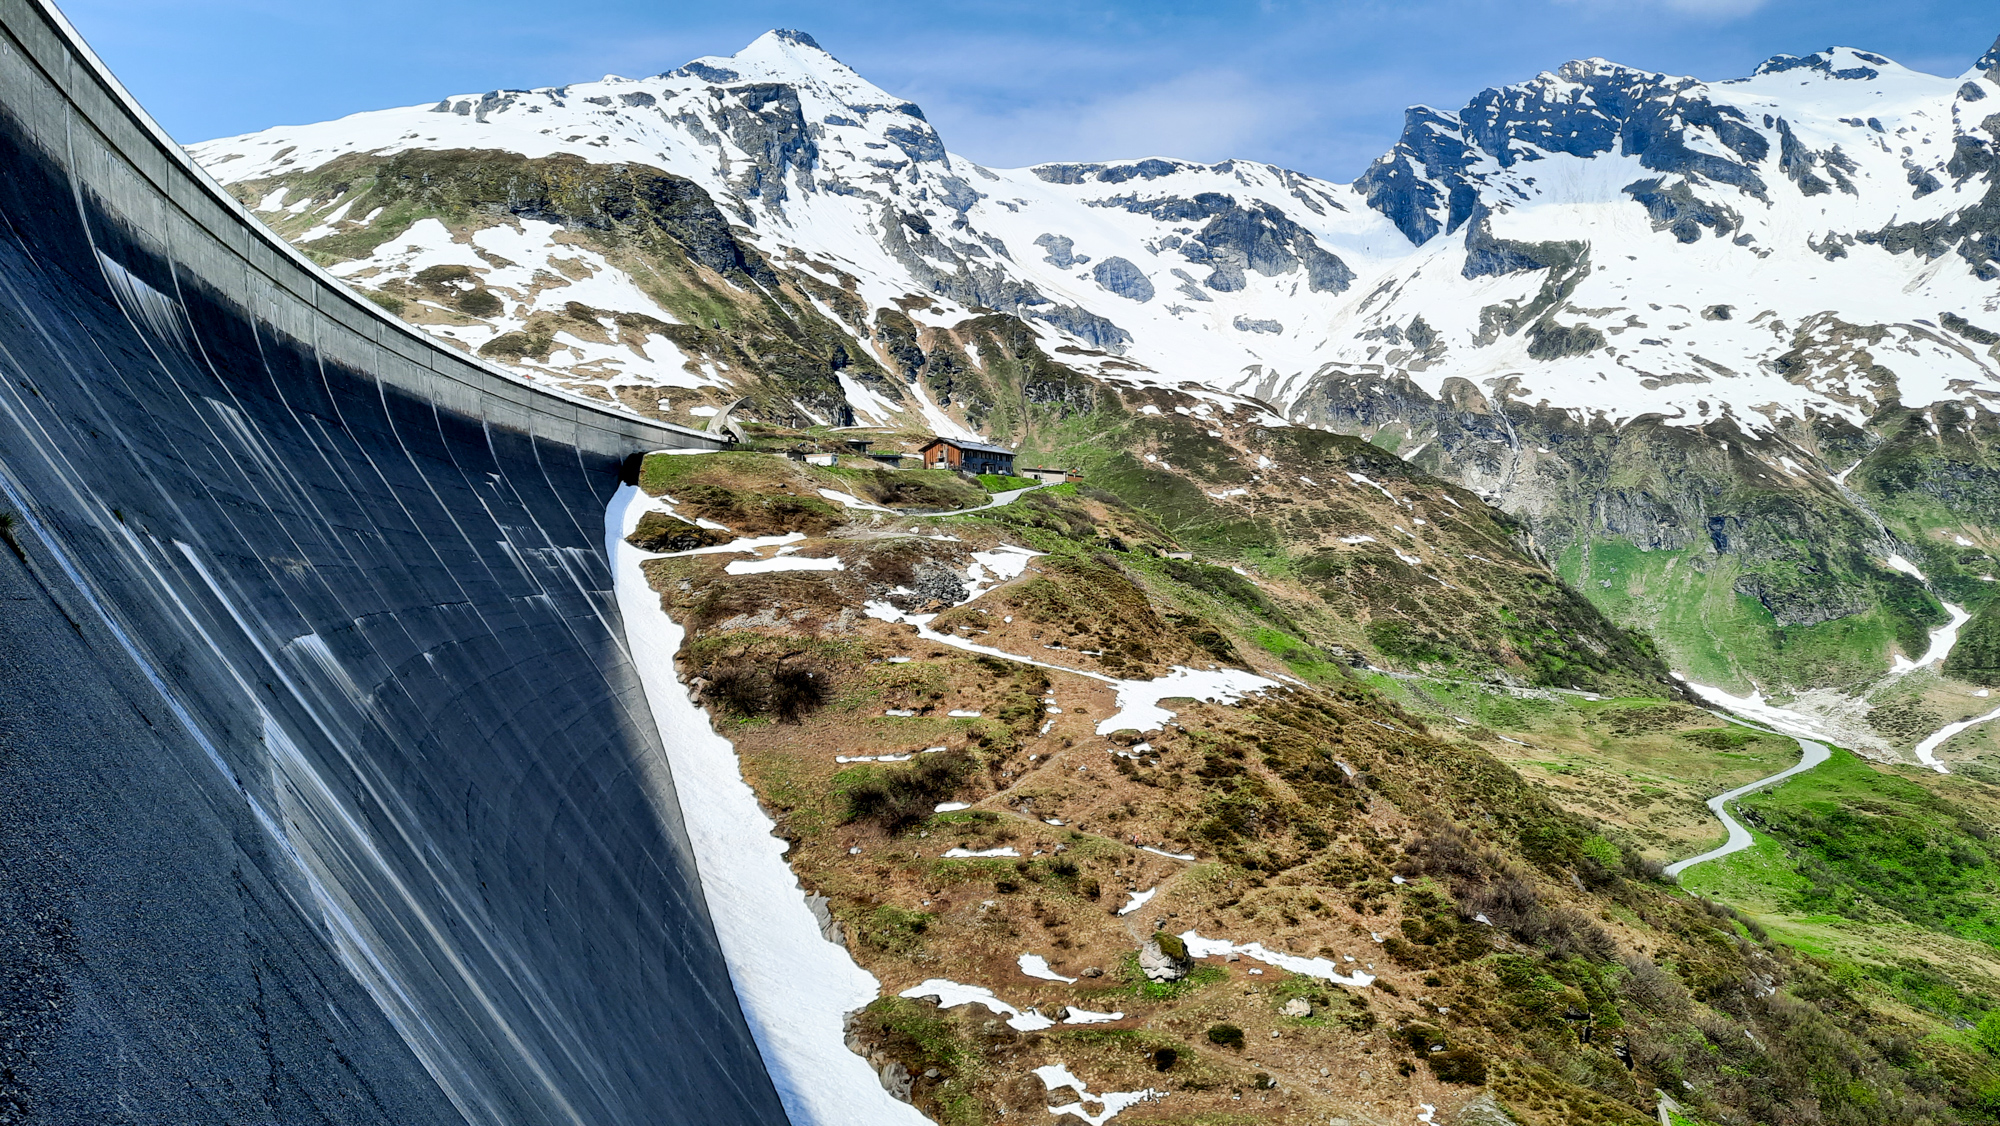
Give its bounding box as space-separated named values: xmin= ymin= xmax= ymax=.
xmin=59 ymin=0 xmax=2000 ymax=182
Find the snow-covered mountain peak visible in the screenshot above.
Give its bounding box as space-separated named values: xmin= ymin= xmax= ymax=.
xmin=191 ymin=26 xmax=2000 ymax=447
xmin=681 ymin=28 xmax=871 ymax=93
xmin=1978 ymin=34 xmax=2000 ymax=76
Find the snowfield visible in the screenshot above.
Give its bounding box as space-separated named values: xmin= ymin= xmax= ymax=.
xmin=193 ymin=33 xmax=2000 ymax=443
xmin=608 ymin=484 xmax=931 ymax=1126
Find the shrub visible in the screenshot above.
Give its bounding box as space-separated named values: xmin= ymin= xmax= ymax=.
xmin=480 ymin=331 xmax=554 ymax=361
xmin=1429 ymin=1048 xmax=1487 ymax=1085
xmin=626 ymin=512 xmax=731 ymax=553
xmin=698 ymin=654 xmax=832 ymax=724
xmin=413 ymin=263 xmax=472 ymax=287
xmin=363 ymin=289 xmax=404 ymax=314
xmin=458 ymin=288 xmax=503 ymax=317
xmin=1978 ymin=1011 xmax=2000 ymax=1055
xmin=1151 ymin=1047 xmax=1178 ymax=1071
xmin=1206 ymin=1023 xmax=1244 ymax=1050
xmin=843 ymin=750 xmax=976 ymax=832
xmin=768 ymin=664 xmax=831 ymax=723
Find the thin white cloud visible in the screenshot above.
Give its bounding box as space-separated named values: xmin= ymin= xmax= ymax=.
xmin=1659 ymin=0 xmax=1769 ymax=15
xmin=916 ymin=69 xmax=1305 ymax=170
xmin=1554 ymin=0 xmax=1770 ymax=19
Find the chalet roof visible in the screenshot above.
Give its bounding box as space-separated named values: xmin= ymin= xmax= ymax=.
xmin=919 ymin=437 xmax=1017 ymax=457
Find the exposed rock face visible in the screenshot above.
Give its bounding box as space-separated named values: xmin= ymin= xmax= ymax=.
xmin=1138 ymin=938 xmax=1189 ymax=982
xmin=1092 ymin=256 xmax=1155 ymax=302
xmin=196 ymin=29 xmax=2000 ymax=689
xmin=806 ymin=893 xmax=847 ymax=947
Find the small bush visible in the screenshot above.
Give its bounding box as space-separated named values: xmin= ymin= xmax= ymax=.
xmin=413 ymin=263 xmax=472 ymax=287
xmin=480 ymin=331 xmax=554 ymax=361
xmin=1206 ymin=1023 xmax=1244 ymax=1050
xmin=363 ymin=289 xmax=404 ymax=314
xmin=699 ymin=654 xmax=832 ymax=724
xmin=626 ymin=512 xmax=731 ymax=553
xmin=1151 ymin=1047 xmax=1178 ymax=1071
xmin=458 ymin=288 xmax=503 ymax=317
xmin=769 ymin=664 xmax=831 ymax=723
xmin=1978 ymin=1011 xmax=2000 ymax=1055
xmin=844 ymin=750 xmax=976 ymax=832
xmin=1429 ymin=1048 xmax=1487 ymax=1085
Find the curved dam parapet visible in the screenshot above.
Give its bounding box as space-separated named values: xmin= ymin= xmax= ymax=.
xmin=0 ymin=2 xmax=788 ymax=1123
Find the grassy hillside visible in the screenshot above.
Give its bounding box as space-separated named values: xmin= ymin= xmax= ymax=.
xmin=628 ymin=448 xmax=1981 ymax=1126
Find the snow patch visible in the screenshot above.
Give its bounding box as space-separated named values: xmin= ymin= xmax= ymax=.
xmin=1019 ymin=954 xmax=1077 ymax=983
xmin=901 ymin=980 xmax=1054 ymax=1032
xmin=607 ymin=484 xmax=930 ymax=1126
xmin=1116 ymin=887 xmax=1158 ymax=916
xmin=1033 ymin=1065 xmax=1165 ymax=1126
xmin=1179 ymin=931 xmax=1376 ymax=987
xmin=1096 ymin=667 xmax=1277 ymax=734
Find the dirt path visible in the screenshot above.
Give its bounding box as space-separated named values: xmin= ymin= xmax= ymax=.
xmin=1663 ymin=736 xmax=1831 ymax=878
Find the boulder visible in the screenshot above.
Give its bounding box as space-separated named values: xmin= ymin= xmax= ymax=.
xmin=1139 ymin=937 xmax=1188 ymax=982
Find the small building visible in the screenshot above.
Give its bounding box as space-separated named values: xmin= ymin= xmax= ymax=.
xmin=918 ymin=437 xmax=1017 ymax=476
xmin=1019 ymin=466 xmax=1081 ymax=485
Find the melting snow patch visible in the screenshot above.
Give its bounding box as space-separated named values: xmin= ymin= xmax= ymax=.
xmin=1062 ymin=1008 xmax=1123 ymax=1025
xmin=664 ymin=531 xmax=806 ymax=558
xmin=1019 ymin=954 xmax=1077 ymax=983
xmin=934 ymin=802 xmax=970 ymax=812
xmin=1347 ymin=472 xmax=1396 ymax=501
xmin=1893 ymin=600 xmax=1972 ymax=673
xmin=725 ymin=554 xmax=845 ymax=575
xmin=948 ymin=709 xmax=983 ymax=718
xmin=1340 ymin=534 xmax=1377 ymax=544
xmin=818 ymin=487 xmax=893 ymax=513
xmin=1884 ymin=554 xmax=1926 ymax=580
xmin=1680 ymin=680 xmax=1843 ymax=745
xmin=1096 ymin=667 xmax=1276 ymax=734
xmin=885 ymin=709 xmax=916 ymax=717
xmin=1181 ymin=932 xmax=1375 ymax=987
xmin=943 ymin=846 xmax=1019 ymax=858
xmin=1117 ymin=887 xmax=1158 ymax=916
xmin=902 ymin=980 xmax=1054 ymax=1031
xmin=1140 ymin=846 xmax=1195 ymax=861
xmin=1915 ymin=705 xmax=2000 ymax=773
xmin=1033 ymin=1065 xmax=1165 ymax=1126
xmin=607 ymin=485 xmax=930 ymax=1126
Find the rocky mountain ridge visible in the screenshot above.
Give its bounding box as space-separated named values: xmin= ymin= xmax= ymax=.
xmin=192 ymin=27 xmax=2000 ymax=701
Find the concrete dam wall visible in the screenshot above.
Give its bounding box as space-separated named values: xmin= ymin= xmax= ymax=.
xmin=0 ymin=2 xmax=790 ymax=1122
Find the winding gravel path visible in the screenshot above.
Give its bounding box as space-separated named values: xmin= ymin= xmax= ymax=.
xmin=1664 ymin=736 xmax=1831 ymax=878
